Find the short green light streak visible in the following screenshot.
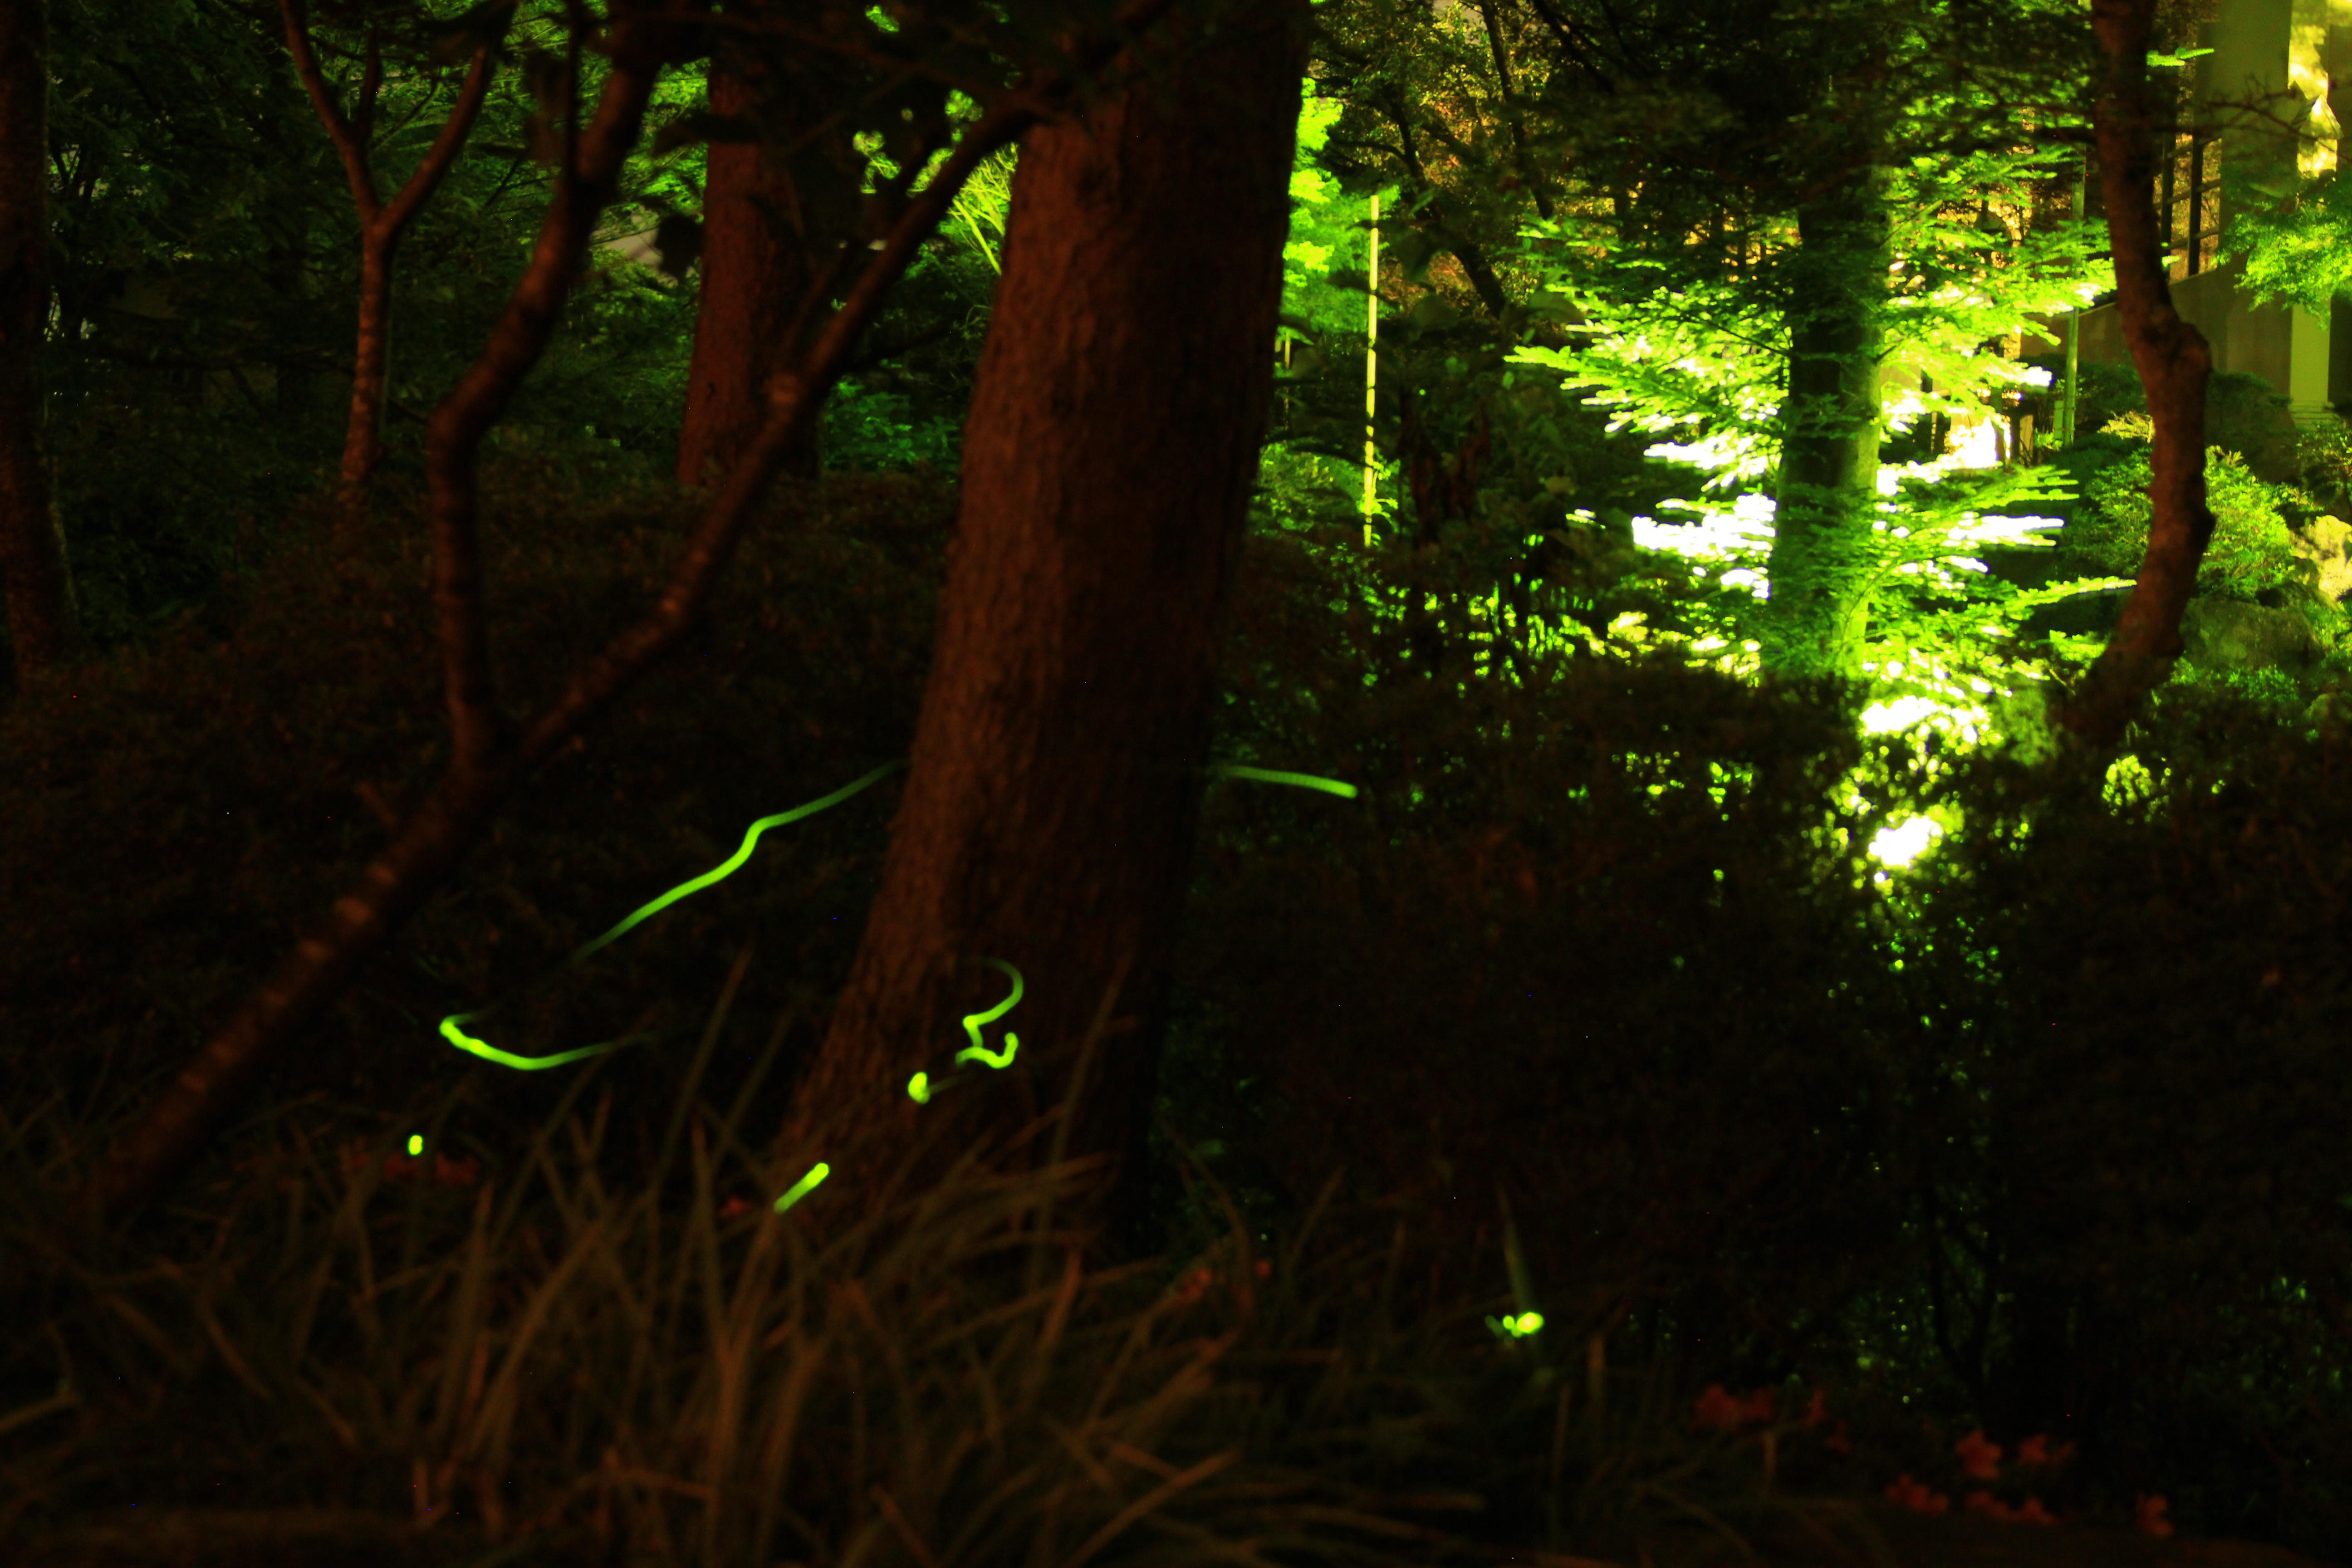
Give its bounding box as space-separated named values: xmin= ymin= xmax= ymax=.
xmin=433 ymin=758 xmax=1357 ymax=1212
xmin=773 ymin=1162 xmax=830 ymax=1213
xmin=1204 ymin=764 xmax=1357 ymax=799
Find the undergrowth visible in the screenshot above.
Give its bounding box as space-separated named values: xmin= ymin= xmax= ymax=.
xmin=3 ymin=448 xmax=2351 ymax=1564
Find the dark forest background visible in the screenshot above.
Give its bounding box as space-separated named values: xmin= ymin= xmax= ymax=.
xmin=6 ymin=2 xmax=2352 ymax=1566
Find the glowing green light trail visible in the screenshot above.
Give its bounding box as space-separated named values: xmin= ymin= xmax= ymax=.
xmin=910 ymin=959 xmax=1026 ymax=1102
xmin=573 ymin=761 xmax=909 ymax=963
xmin=440 ymin=1012 xmax=656 ymax=1071
xmin=774 ymin=1161 xmax=830 ymax=1213
xmin=428 ymin=758 xmax=1357 ymax=1209
xmin=1204 ymin=764 xmax=1358 ymax=799
xmin=955 ymin=957 xmax=1023 ymax=1066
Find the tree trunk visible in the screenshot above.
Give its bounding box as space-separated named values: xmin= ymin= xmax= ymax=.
xmin=0 ymin=0 xmax=76 ymax=683
xmin=281 ymin=0 xmax=498 ymax=512
xmin=676 ymin=62 xmax=822 ymax=487
xmin=2059 ymin=0 xmax=2212 ymax=749
xmin=344 ymin=234 xmax=396 ymax=485
xmin=1765 ymin=162 xmax=1888 ymax=679
xmin=776 ymin=0 xmax=1308 ymax=1252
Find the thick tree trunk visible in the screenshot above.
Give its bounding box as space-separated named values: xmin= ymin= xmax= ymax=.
xmin=2059 ymin=0 xmax=2212 ymax=749
xmin=1765 ymin=163 xmax=1888 ymax=678
xmin=776 ymin=1 xmax=1308 ymax=1250
xmin=0 ymin=0 xmax=76 ymax=683
xmin=676 ymin=62 xmax=821 ymax=487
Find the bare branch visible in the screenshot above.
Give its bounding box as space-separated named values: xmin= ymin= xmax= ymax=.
xmin=279 ymin=0 xmax=379 ymax=221
xmin=379 ymin=41 xmax=500 ymax=238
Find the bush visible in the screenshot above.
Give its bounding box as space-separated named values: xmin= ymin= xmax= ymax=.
xmin=2064 ymin=423 xmax=2313 ymax=603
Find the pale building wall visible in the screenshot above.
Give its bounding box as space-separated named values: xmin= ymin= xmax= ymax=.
xmin=2019 ymin=0 xmax=2347 ymax=435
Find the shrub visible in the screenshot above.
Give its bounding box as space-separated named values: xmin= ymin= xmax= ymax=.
xmin=2065 ymin=423 xmax=2312 ymax=603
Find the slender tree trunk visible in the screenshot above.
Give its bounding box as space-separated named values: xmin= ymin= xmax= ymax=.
xmin=344 ymin=234 xmax=396 ymax=484
xmin=281 ymin=0 xmax=499 ymax=514
xmin=676 ymin=60 xmax=821 ymax=487
xmin=2059 ymin=0 xmax=2212 ymax=748
xmin=776 ymin=0 xmax=1308 ymax=1251
xmin=0 ymin=0 xmax=75 ymax=683
xmin=1765 ymin=161 xmax=1889 ymax=678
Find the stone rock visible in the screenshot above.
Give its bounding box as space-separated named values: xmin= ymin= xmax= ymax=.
xmin=2292 ymin=513 xmax=2352 ymax=606
xmin=2180 ymin=597 xmax=2318 ymax=671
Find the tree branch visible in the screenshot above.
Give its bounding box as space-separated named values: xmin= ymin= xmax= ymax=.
xmin=378 ymin=38 xmax=500 ymax=239
xmin=423 ymin=1 xmax=667 ymax=777
xmin=279 ymin=0 xmax=379 ymax=222
xmin=2058 ymin=0 xmax=2213 ymax=749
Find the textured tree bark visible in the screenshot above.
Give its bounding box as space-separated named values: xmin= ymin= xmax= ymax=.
xmin=280 ymin=0 xmax=499 ymax=507
xmin=775 ymin=1 xmax=1308 ymax=1252
xmin=676 ymin=61 xmax=821 ymax=487
xmin=2059 ymin=0 xmax=2212 ymax=749
xmin=0 ymin=0 xmax=76 ymax=683
xmin=1765 ymin=162 xmax=1888 ymax=679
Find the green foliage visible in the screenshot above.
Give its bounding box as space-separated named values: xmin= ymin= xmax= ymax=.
xmin=943 ymin=145 xmax=1015 ymax=273
xmin=1506 ymin=151 xmax=2109 ymax=490
xmin=2219 ymin=160 xmax=2352 ymax=319
xmin=824 ymin=379 xmax=963 ymax=471
xmin=1279 ymin=87 xmax=1386 ymax=345
xmin=2064 ymin=426 xmax=2313 ymax=602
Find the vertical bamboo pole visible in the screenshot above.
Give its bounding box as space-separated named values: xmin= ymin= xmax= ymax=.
xmin=2060 ymin=173 xmax=2084 ymax=447
xmin=1362 ymin=192 xmax=1380 ymax=545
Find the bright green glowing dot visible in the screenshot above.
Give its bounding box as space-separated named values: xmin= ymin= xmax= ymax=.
xmin=1867 ymin=816 xmax=1942 ymax=869
xmin=1205 ymin=763 xmax=1358 ymax=799
xmin=955 ymin=959 xmax=1024 ymax=1068
xmin=439 ymin=1012 xmax=641 ymax=1071
xmin=407 ymin=1134 xmax=424 ymax=1157
xmin=907 ymin=1071 xmax=931 ymax=1104
xmin=1485 ymin=1311 xmax=1544 ymax=1339
xmin=774 ymin=1162 xmax=830 ymax=1213
xmin=573 ymin=762 xmax=906 ymax=963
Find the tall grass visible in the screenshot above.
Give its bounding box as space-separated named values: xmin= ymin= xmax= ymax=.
xmin=1 ymin=941 xmax=1879 ymax=1568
